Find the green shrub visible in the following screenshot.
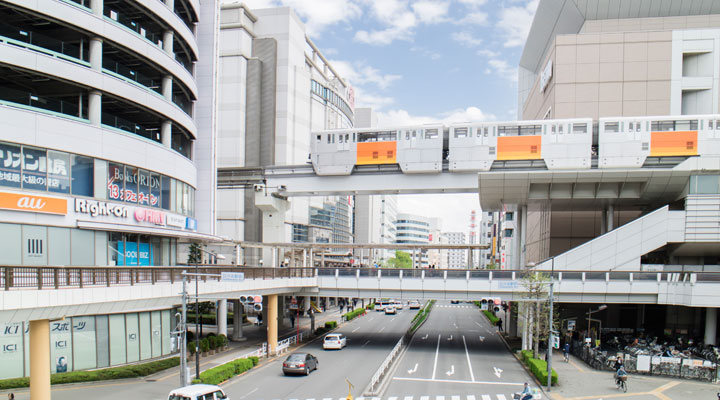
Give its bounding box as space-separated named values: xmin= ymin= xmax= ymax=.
xmin=195 ymin=358 xmax=254 ymax=385
xmin=0 ymin=357 xmax=180 ymax=390
xmin=188 ymin=341 xmax=197 ymax=355
xmin=207 ymin=332 xmax=216 ymax=337
xmin=314 ymin=327 xmax=328 ymax=335
xmin=249 ymin=356 xmax=259 ymax=366
xmin=367 ymin=303 xmax=375 ymax=310
xmin=342 ymin=308 xmax=365 ymax=321
xmin=483 ymin=310 xmax=500 ymax=325
xmin=325 ymin=321 xmax=337 ymax=330
xmin=519 ymin=350 xmax=557 ymax=386
xmin=200 ymin=338 xmax=210 ymax=353
xmin=217 ymin=334 xmax=228 ymax=348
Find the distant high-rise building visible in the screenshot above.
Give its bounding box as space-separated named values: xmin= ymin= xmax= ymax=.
xmin=444 ymin=232 xmax=467 ymax=269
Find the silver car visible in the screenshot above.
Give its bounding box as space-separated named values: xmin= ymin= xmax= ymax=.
xmin=282 ymin=353 xmax=318 ymax=376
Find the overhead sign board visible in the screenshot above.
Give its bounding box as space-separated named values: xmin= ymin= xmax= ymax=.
xmin=0 ymin=191 xmax=67 ymax=215
xmin=221 ymin=272 xmax=245 ymax=282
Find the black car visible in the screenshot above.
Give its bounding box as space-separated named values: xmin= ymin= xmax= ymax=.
xmin=450 ymin=300 xmax=460 ymax=304
xmin=282 ymin=353 xmax=318 ymax=376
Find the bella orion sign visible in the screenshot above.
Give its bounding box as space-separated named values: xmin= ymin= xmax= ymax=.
xmin=0 ymin=191 xmax=67 ymax=215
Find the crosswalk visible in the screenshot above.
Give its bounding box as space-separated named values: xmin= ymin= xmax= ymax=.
xmin=279 ymin=395 xmax=511 ymax=400
xmin=435 ymin=305 xmax=475 ymax=309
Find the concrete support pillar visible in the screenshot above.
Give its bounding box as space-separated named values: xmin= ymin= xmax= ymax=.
xmin=161 ymin=120 xmax=172 ymax=148
xmin=89 ymin=38 xmax=103 ymax=71
xmin=521 ymin=303 xmax=530 ymax=350
xmin=600 ymin=210 xmax=607 ymax=235
xmin=255 ymin=190 xmax=290 ymax=266
xmin=217 ymin=299 xmax=227 ymax=337
xmin=235 ymin=245 xmax=241 ymax=266
xmin=267 ymin=294 xmax=278 ymax=355
xmin=302 ymin=296 xmax=310 ymax=315
xmin=163 ymin=30 xmax=174 ymax=55
xmin=412 ymin=249 xmax=417 ymax=268
xmin=91 ymin=0 xmax=103 ymax=16
xmin=705 ymin=308 xmax=717 ymax=346
xmin=607 ymin=205 xmax=614 ymax=231
xmin=302 ymin=249 xmax=307 ymax=268
xmin=508 ymin=303 xmax=518 ymax=337
xmin=309 ymin=249 xmax=313 ymax=268
xmin=89 ymin=90 xmax=102 ymax=126
xmin=30 ymin=320 xmax=51 ymax=400
xmin=162 ymin=75 xmax=173 ymax=101
xmin=520 ymin=205 xmax=528 ymax=267
xmin=231 ymin=300 xmax=246 ymax=341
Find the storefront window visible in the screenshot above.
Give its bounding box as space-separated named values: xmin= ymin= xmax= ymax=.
xmin=72 ymin=316 xmax=97 ymax=370
xmin=150 ymin=172 xmax=162 ymax=208
xmin=71 ymin=155 xmax=93 ymax=196
xmin=47 ymin=151 xmax=70 ymax=193
xmin=126 ymin=313 xmax=140 ymax=363
xmin=124 ymin=166 xmax=139 ymax=204
xmin=108 ymin=163 xmax=124 ymax=201
xmin=0 ymin=142 xmax=22 ymax=188
xmin=50 ymin=320 xmax=72 ymax=373
xmin=109 ymin=314 xmax=127 ymax=366
xmin=138 ymin=170 xmax=151 ymax=206
xmin=22 ymin=147 xmax=47 ymax=191
xmin=0 ymin=323 xmax=24 ymax=379
xmin=161 ymin=176 xmax=171 ymax=210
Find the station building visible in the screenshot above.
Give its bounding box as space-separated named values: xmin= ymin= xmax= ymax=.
xmin=508 ymin=0 xmax=720 ymax=346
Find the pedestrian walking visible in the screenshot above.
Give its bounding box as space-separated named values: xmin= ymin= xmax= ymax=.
xmin=8 ymin=393 xmax=14 ymax=400
xmin=290 ymin=313 xmax=295 ymax=328
xmin=497 ymin=318 xmax=503 ymax=332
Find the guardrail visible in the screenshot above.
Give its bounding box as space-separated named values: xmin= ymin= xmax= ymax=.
xmin=3 ymin=265 xmax=720 ymax=291
xmin=276 ymin=332 xmax=304 ymax=355
xmin=365 ymin=300 xmax=435 ymax=396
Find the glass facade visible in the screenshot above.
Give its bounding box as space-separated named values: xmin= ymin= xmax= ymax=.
xmin=0 ymin=140 xmax=194 ymax=217
xmin=0 ymin=310 xmax=176 ymax=379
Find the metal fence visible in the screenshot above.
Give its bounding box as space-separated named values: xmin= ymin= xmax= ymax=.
xmin=572 ymin=341 xmax=718 ymax=382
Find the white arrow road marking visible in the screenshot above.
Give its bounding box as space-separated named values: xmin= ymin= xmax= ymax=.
xmin=447 ymin=335 xmax=453 ymax=341
xmin=379 ymin=326 xmax=385 ymax=332
xmin=362 ymin=340 xmax=370 ymax=348
xmin=494 ymin=367 xmax=503 ymax=378
xmin=422 ymin=334 xmax=429 ymax=340
xmin=446 ymin=365 xmax=455 ymax=376
xmin=479 ymin=336 xmax=485 ymax=342
xmin=408 ymin=363 xmax=418 ymax=374
xmin=239 ymin=388 xmax=258 ymax=399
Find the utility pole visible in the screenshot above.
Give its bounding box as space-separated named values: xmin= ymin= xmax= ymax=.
xmin=180 ymin=272 xmax=188 ymax=387
xmin=546 ymin=257 xmax=554 ymax=391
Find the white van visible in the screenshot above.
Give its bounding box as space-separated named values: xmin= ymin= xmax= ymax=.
xmin=168 ymin=384 xmax=229 ymax=400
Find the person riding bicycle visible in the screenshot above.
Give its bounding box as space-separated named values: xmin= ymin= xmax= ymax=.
xmin=563 ymin=342 xmax=570 ymax=361
xmin=613 ymin=357 xmax=624 ymax=372
xmin=615 ymin=365 xmax=628 ymax=385
xmin=519 ymin=382 xmax=533 ymax=400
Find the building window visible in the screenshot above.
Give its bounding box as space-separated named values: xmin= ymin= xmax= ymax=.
xmin=504 ymin=229 xmax=513 ymax=238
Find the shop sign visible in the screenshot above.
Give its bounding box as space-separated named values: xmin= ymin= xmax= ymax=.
xmin=185 ymin=218 xmax=197 ymax=231
xmin=166 ymin=214 xmax=186 ymax=228
xmin=133 ymin=208 xmax=165 ymax=226
xmin=75 ymin=199 xmax=129 ymax=218
xmin=540 ymin=59 xmax=553 ymax=93
xmin=0 ymin=191 xmax=67 ymax=215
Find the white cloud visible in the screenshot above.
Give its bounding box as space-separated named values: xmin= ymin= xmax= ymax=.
xmin=410 ymin=46 xmax=441 ymax=60
xmin=352 ymin=85 xmax=396 ymax=111
xmin=476 ymin=48 xmax=499 ymax=58
xmin=497 ymin=0 xmax=539 ymax=48
xmin=229 ymin=0 xmax=361 ymax=36
xmin=452 ymin=32 xmax=483 ymax=47
xmin=397 ymin=193 xmax=481 ymax=233
xmin=485 ymin=58 xmax=517 ymax=82
xmin=411 ymin=1 xmax=450 ymax=24
xmin=457 ymin=11 xmax=488 ymax=25
xmin=457 ymin=0 xmax=487 ymax=8
xmin=331 ymin=60 xmax=402 ymax=89
xmin=377 ymin=106 xmax=495 ymax=126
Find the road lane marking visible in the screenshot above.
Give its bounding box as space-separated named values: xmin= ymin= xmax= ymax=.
xmin=446 ymin=365 xmax=455 ymax=376
xmin=479 ymin=336 xmax=485 ymax=342
xmin=388 ymin=397 xmax=397 ymax=400
xmin=435 ymin=396 xmax=445 ymax=400
xmin=404 ymin=397 xmax=413 ymax=400
xmin=432 ymin=334 xmax=441 ymax=379
xmin=447 ymin=335 xmax=453 ymax=341
xmin=467 ymin=396 xmax=476 ymax=400
xmin=408 ymin=363 xmax=418 ymax=374
xmin=481 ymin=395 xmax=491 ymax=400
xmin=379 ymin=326 xmax=386 ymax=332
xmin=493 ymin=367 xmax=503 ymax=378
xmin=362 ymin=340 xmax=371 ymax=347
xmin=451 ymin=396 xmax=460 ymax=400
xmin=497 ymin=395 xmax=507 ymax=400
xmin=462 ymin=335 xmax=475 ymax=382
xmin=352 ymin=326 xmax=360 ymax=332
xmin=239 ymin=388 xmax=259 ymax=399
xmin=392 ymin=377 xmax=526 ymax=386
xmin=422 ymin=334 xmax=428 ymax=340
xmin=420 ymin=397 xmax=429 ymax=400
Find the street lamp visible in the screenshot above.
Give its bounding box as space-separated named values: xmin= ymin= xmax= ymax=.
xmin=546 ymin=257 xmax=555 ymax=391
xmin=586 ymin=304 xmax=608 ymax=348
xmin=191 ymin=248 xmax=225 ymax=381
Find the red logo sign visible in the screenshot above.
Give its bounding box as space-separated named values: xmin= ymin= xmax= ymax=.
xmin=134 ymin=208 xmax=165 ymax=225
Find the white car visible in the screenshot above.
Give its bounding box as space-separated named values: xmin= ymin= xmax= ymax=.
xmin=323 ymin=333 xmax=347 ymax=350
xmin=375 ymin=303 xmax=385 ymax=311
xmin=394 ymin=301 xmax=403 ymax=310
xmin=385 ymin=306 xmax=397 ymax=315
xmin=168 ymin=384 xmax=228 ymax=400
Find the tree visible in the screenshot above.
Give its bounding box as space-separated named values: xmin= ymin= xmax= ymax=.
xmin=188 ymin=242 xmax=203 ymax=264
xmin=386 ymin=251 xmax=412 ymax=268
xmin=519 ymin=271 xmax=558 ymax=358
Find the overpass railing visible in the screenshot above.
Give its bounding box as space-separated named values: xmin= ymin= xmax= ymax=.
xmin=1 ymin=266 xmax=315 ymax=290
xmin=3 ymin=266 xmax=720 ymax=290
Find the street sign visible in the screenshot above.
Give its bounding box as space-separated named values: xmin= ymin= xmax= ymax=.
xmin=567 ymin=320 xmax=576 ymax=331
xmin=553 ymin=336 xmax=560 ymax=349
xmin=221 ymin=272 xmax=245 ymax=282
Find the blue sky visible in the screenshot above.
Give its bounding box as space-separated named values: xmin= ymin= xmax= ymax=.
xmin=239 ymin=0 xmax=540 ymax=232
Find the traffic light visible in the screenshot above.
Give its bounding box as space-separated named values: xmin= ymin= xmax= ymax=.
xmin=240 ymin=295 xmax=263 ymax=311
xmin=502 ymin=301 xmax=509 ymax=312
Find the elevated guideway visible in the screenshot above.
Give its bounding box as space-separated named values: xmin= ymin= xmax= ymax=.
xmin=3 ymin=266 xmax=720 ymax=322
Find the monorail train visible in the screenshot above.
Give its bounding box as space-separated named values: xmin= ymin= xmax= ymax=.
xmin=310 ymin=114 xmax=720 ymax=175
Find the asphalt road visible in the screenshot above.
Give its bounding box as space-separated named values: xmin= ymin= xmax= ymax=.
xmin=384 ymin=301 xmax=534 ymax=400
xmin=221 ymin=307 xmax=415 ymax=400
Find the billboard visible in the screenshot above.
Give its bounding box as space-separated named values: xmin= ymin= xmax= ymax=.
xmin=497 ymin=136 xmax=542 ymax=160
xmin=356 ymin=142 xmax=397 ymax=165
xmin=650 ymin=131 xmax=697 ymax=156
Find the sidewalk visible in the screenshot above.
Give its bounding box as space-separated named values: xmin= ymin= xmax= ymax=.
xmin=546 ymin=349 xmax=719 ymax=400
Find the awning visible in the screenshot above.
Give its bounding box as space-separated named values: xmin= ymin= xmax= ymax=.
xmin=76 ymin=220 xmax=224 ymax=242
